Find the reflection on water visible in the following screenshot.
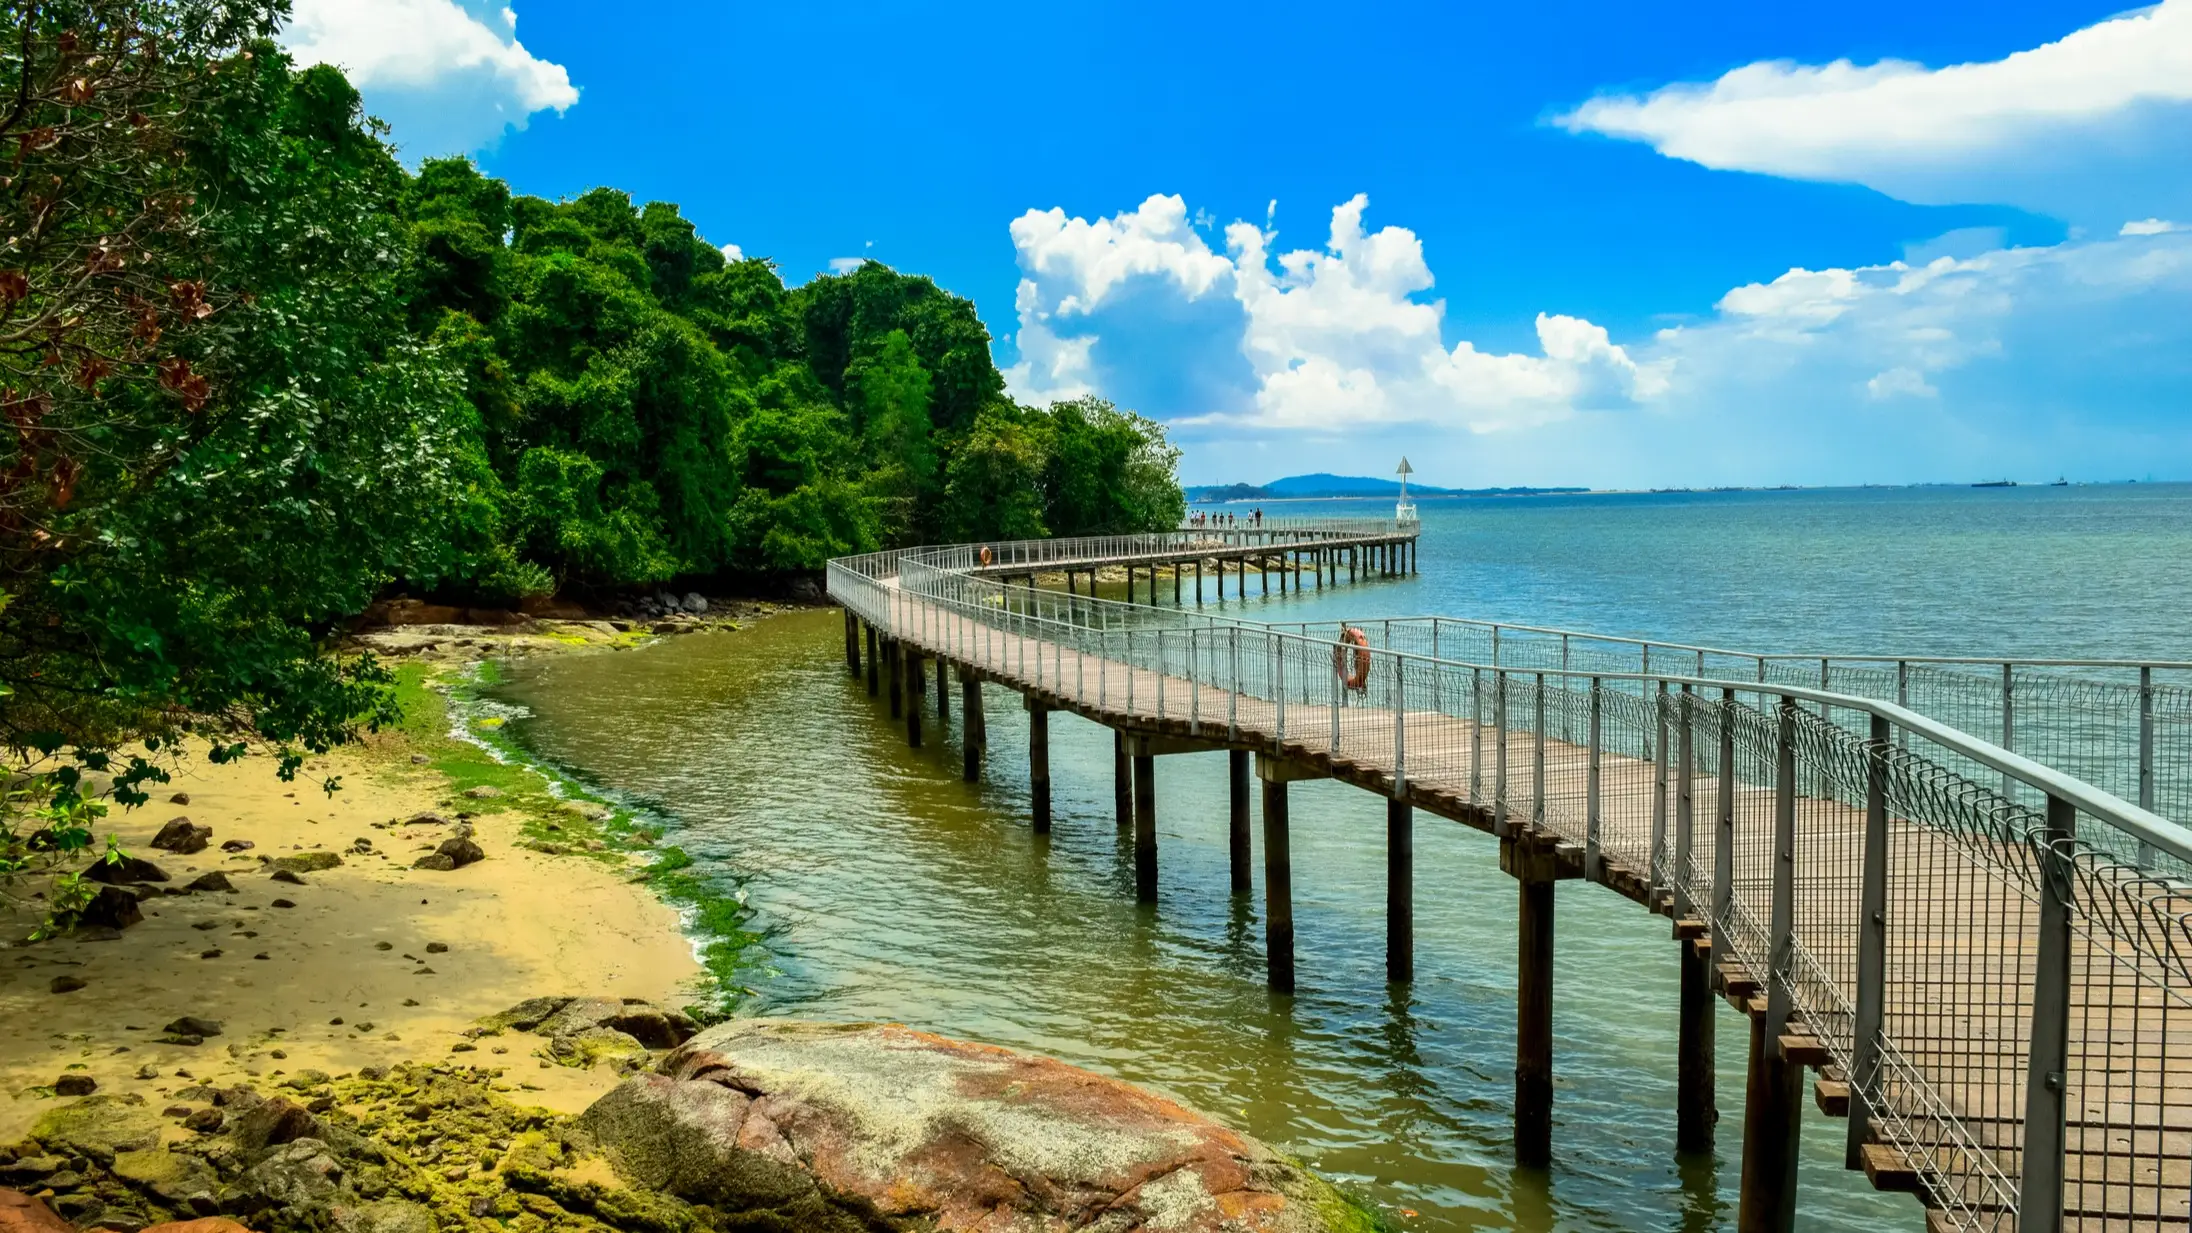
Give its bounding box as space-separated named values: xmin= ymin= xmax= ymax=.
xmin=494 ymin=612 xmax=1907 ymax=1231
xmin=497 ymin=486 xmax=2192 ymax=1230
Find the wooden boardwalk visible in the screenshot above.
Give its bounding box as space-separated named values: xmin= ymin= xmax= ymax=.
xmin=840 ymin=569 xmax=2192 ymax=1233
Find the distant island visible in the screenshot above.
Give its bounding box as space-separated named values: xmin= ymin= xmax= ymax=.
xmin=1187 ymin=473 xmax=1589 ymax=501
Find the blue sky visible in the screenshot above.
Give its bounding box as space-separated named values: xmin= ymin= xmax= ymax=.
xmin=284 ymin=1 xmax=2192 ymax=488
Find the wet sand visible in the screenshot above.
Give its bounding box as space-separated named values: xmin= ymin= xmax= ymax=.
xmin=0 ymin=737 xmax=702 ymax=1143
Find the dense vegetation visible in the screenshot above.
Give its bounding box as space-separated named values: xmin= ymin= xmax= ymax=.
xmin=0 ymin=0 xmax=1182 ymax=915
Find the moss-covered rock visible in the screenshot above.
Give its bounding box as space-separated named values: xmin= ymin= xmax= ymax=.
xmin=29 ymin=1094 xmax=163 ymax=1164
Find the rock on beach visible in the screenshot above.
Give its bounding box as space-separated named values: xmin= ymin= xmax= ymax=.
xmin=577 ymin=1019 xmax=1375 ymax=1232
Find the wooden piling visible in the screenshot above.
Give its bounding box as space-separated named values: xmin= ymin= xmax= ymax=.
xmin=1517 ymin=872 xmax=1555 ymax=1167
xmin=904 ymin=650 xmax=923 ymax=748
xmin=1194 ymin=560 xmax=1203 ymax=606
xmin=1133 ymin=751 xmax=1157 ymax=902
xmin=1679 ymin=936 xmax=1716 ymax=1153
xmin=1028 ymin=702 xmax=1051 ymax=834
xmin=1737 ymin=1015 xmax=1803 ymax=1232
xmin=865 ymin=623 xmax=880 ymax=696
xmin=1263 ymin=777 xmax=1293 ymax=994
xmin=886 ymin=639 xmax=902 ymax=717
xmin=1388 ymin=799 xmax=1413 ymax=983
xmin=935 ymin=656 xmax=950 ymax=722
xmin=844 ymin=610 xmax=859 ymax=674
xmin=1114 ymin=730 xmax=1132 ymax=830
xmin=1229 ymin=750 xmax=1251 ymax=894
xmin=961 ymin=672 xmax=983 ymax=782
xmin=1172 ymin=564 xmax=1181 ymax=605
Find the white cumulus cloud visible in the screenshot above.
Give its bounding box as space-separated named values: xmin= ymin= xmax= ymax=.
xmin=1006 ymin=194 xmax=1661 ymax=432
xmin=1001 ymin=191 xmax=2192 ymax=486
xmin=282 ymin=0 xmax=577 ymax=159
xmin=1555 ymin=0 xmax=2192 ymax=224
xmin=2123 ymin=218 xmax=2181 ymax=236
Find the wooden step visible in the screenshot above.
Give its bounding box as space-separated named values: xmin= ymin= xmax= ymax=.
xmin=1813 ymin=1077 xmax=1850 ymax=1117
xmin=1780 ymin=1035 xmax=1832 ymax=1068
xmin=1860 ymin=1143 xmax=1921 ymax=1193
xmin=1673 ymin=917 xmax=1709 ymax=940
xmin=1718 ymin=965 xmax=1759 ymax=998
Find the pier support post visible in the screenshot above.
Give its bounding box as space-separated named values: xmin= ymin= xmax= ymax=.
xmin=904 ymin=650 xmax=923 ymax=748
xmin=1133 ymin=751 xmax=1157 ymax=902
xmin=1261 ymin=559 xmax=1270 ymax=596
xmin=1678 ymin=936 xmax=1716 ymax=1153
xmin=887 ymin=639 xmax=902 ymax=717
xmin=1737 ymin=1015 xmax=1803 ymax=1233
xmin=961 ymin=672 xmax=984 ymax=782
xmin=1263 ymin=777 xmax=1293 ymax=993
xmin=844 ymin=610 xmax=859 ymax=675
xmin=1028 ymin=701 xmax=1051 ymax=834
xmin=1350 ymin=547 xmax=1358 ymax=582
xmin=1501 ymin=834 xmax=1573 ymax=1169
xmin=866 ymin=624 xmax=880 ymax=696
xmin=1172 ymin=565 xmax=1181 ymax=605
xmin=1388 ymin=799 xmax=1413 ymax=983
xmin=1114 ymin=731 xmax=1132 ymax=830
xmin=1229 ymin=750 xmax=1252 ymax=894
xmin=1195 ymin=561 xmax=1203 ymax=606
xmin=1516 ymin=871 xmax=1554 ymax=1168
xmin=936 ymin=656 xmax=950 ymax=723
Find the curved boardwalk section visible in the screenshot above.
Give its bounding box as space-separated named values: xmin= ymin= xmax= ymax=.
xmin=829 ymin=522 xmax=2192 ymax=1233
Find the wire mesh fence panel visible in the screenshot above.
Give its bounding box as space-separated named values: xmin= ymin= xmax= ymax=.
xmin=825 ymin=523 xmax=2192 ymax=1231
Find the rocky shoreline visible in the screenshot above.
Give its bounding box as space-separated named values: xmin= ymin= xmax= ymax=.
xmin=2 ymin=1006 xmax=1378 ymax=1233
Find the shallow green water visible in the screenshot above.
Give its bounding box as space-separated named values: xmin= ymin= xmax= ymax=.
xmin=491 ymin=484 xmax=2192 ymax=1232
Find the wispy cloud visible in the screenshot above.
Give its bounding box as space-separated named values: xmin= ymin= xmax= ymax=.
xmin=1554 ymin=0 xmax=2192 ymax=225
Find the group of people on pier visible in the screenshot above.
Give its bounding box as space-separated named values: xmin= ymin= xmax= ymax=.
xmin=1189 ymin=508 xmax=1264 ymax=528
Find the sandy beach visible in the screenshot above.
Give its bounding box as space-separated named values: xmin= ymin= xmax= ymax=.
xmin=0 ymin=625 xmax=722 ymax=1145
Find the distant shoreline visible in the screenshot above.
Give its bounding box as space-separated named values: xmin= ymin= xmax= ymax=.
xmin=1185 ymin=478 xmax=2182 ymax=503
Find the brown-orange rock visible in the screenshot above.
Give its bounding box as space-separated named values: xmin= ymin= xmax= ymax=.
xmin=577 ymin=1020 xmax=1376 ymax=1233
xmin=0 ymin=1190 xmax=70 ymax=1233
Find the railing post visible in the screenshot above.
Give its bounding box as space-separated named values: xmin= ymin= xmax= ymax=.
xmin=1675 ymin=686 xmax=1695 ymax=912
xmin=2002 ymin=662 xmax=2016 ymax=801
xmin=1228 ymin=627 xmax=1239 ymax=741
xmin=1394 ymin=658 xmax=1408 ymax=797
xmin=2139 ymin=665 xmax=2156 ymax=867
xmin=1651 ymin=680 xmax=1669 ymax=896
xmin=2018 ymin=794 xmax=2075 ymax=1233
xmin=1765 ymin=696 xmax=1797 ymax=1047
xmin=1713 ymin=689 xmax=1736 ymax=942
xmin=1494 ymin=671 xmax=1510 ymax=837
xmin=1330 ymin=637 xmax=1343 ymax=756
xmin=1586 ymin=677 xmax=1603 ymax=881
xmin=1275 ymin=633 xmax=1287 ymax=742
xmin=1532 ymin=673 xmax=1547 ymax=828
xmin=1847 ymin=713 xmax=1890 ymax=1167
xmin=1471 ymin=666 xmax=1484 ymax=805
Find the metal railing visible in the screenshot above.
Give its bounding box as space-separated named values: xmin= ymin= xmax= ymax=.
xmin=948 ymin=521 xmax=1410 ymax=573
xmin=828 ymin=526 xmax=2192 ymax=1232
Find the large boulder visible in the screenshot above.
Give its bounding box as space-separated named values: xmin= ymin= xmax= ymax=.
xmin=577 ymin=1020 xmax=1375 ymax=1233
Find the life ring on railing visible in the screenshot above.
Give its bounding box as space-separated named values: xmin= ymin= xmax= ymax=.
xmin=979 ymin=545 xmax=993 ymax=567
xmin=1333 ymin=627 xmax=1371 ymax=692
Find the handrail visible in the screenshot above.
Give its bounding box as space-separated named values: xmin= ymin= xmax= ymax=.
xmin=828 ymin=520 xmax=2192 ymax=1230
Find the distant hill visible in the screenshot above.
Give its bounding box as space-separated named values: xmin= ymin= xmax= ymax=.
xmin=1186 ymin=473 xmax=1587 ymax=501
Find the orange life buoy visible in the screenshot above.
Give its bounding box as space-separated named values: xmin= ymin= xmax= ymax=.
xmin=979 ymin=545 xmax=993 ymax=567
xmin=1332 ymin=627 xmax=1371 ymax=691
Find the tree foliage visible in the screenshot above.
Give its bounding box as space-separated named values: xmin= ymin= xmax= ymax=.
xmin=0 ymin=4 xmax=1185 ymax=927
